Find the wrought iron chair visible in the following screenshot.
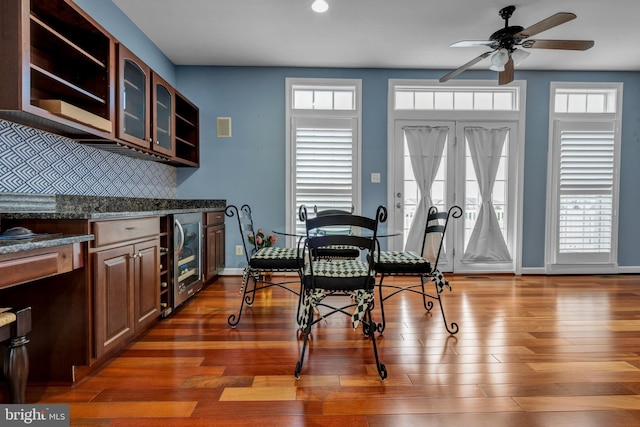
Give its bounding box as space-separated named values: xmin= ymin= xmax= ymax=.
xmin=225 ymin=204 xmax=302 ymax=328
xmin=295 ymin=205 xmax=388 ymax=380
xmin=299 ymin=205 xmax=360 ymax=260
xmin=374 ymin=205 xmax=462 ymax=334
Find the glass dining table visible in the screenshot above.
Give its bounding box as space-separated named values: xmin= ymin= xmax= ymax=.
xmin=272 ymin=225 xmax=402 ymax=239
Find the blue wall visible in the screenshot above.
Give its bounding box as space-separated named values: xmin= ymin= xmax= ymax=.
xmin=53 ymin=2 xmax=640 ymax=270
xmin=173 ymin=67 xmax=640 ymax=270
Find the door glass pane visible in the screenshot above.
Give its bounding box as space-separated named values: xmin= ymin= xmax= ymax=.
xmin=155 ymin=85 xmax=172 ymax=150
xmin=123 ymin=60 xmax=146 ymax=140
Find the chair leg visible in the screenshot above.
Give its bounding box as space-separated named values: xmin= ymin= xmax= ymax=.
xmin=227 ymin=268 xmax=255 ymax=328
xmin=294 ymin=293 xmax=313 ymax=379
xmin=432 ymin=280 xmax=459 ymax=335
xmin=376 ymin=274 xmax=388 ymax=333
xmin=366 ymin=310 xmax=387 ymax=380
xmin=420 ymin=275 xmax=435 ymax=313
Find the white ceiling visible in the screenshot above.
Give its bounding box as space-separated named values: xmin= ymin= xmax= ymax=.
xmin=112 ymin=0 xmax=640 ymax=74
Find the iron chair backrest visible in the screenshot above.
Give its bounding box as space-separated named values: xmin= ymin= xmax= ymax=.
xmin=420 ymin=205 xmax=463 ymax=271
xmin=225 ymin=204 xmax=258 ymax=264
xmin=302 ymin=205 xmax=387 ymax=289
xmin=313 ymin=205 xmax=354 ymax=216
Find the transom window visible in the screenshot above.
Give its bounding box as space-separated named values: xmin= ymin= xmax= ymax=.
xmin=554 ymin=88 xmax=617 ymax=113
xmin=394 ymin=86 xmax=519 ymax=111
xmin=292 ymin=86 xmax=356 ymax=110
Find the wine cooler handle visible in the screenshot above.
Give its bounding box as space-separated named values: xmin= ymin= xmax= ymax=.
xmin=174 ymin=219 xmax=185 ymax=254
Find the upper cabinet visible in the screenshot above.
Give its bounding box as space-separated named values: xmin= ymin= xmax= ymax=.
xmin=174 ymin=91 xmax=200 ymax=166
xmin=151 ymin=73 xmax=175 ymax=158
xmin=0 ymin=0 xmax=115 ymax=138
xmin=0 ymin=0 xmax=199 ymax=167
xmin=117 ymin=44 xmax=151 ymax=149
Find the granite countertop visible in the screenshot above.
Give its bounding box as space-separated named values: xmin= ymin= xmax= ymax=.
xmin=0 ymin=233 xmax=94 ymax=255
xmin=0 ymin=193 xmax=226 ymax=220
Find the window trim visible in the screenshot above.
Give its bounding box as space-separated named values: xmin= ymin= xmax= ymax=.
xmin=545 ymin=82 xmax=623 ymax=274
xmin=285 ymin=78 xmax=362 ymax=247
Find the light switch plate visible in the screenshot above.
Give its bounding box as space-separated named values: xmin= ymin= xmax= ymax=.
xmin=371 ymin=172 xmax=381 ymax=183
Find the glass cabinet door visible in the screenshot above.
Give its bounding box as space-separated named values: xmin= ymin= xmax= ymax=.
xmin=152 ymin=74 xmax=175 ymax=157
xmin=117 ymin=45 xmax=150 ymax=148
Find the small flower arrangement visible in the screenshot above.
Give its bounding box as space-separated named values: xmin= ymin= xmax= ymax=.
xmin=248 ymin=229 xmax=277 ymax=249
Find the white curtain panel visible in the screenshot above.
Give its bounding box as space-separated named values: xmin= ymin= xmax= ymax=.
xmin=403 ymin=126 xmax=448 ymax=253
xmin=463 ymin=126 xmax=512 ymax=262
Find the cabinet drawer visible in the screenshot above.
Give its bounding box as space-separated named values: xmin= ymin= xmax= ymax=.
xmin=206 ymin=210 xmax=225 ymax=226
xmin=92 ymin=217 xmax=159 ymax=247
xmin=0 ymin=245 xmax=74 ymax=289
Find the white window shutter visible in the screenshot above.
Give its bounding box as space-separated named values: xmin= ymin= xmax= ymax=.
xmin=294 ymin=117 xmax=356 ymax=215
xmin=556 ymin=121 xmax=615 ymax=261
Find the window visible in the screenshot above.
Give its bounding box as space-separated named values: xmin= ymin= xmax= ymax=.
xmin=394 ymin=86 xmax=519 ymax=111
xmin=286 ymin=79 xmax=361 ymax=240
xmin=546 ymin=83 xmax=622 ymax=273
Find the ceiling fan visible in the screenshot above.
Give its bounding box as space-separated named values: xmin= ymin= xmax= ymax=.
xmin=439 ymin=5 xmax=594 ymax=85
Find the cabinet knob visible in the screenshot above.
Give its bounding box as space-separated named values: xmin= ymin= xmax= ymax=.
xmin=129 ymin=253 xmax=138 ymax=259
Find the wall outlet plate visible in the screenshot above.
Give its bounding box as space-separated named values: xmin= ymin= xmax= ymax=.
xmin=371 ymin=172 xmax=381 ymax=183
xmin=235 ymin=245 xmax=243 ymax=256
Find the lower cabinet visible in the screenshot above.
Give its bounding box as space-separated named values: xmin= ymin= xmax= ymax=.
xmin=92 ymin=218 xmax=160 ymax=359
xmin=204 ymin=210 xmax=225 ymax=282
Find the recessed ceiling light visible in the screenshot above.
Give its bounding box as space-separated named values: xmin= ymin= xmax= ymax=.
xmin=311 ymin=0 xmax=329 ymax=13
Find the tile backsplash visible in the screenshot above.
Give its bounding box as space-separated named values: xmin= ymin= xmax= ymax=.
xmin=0 ymin=120 xmax=176 ymax=198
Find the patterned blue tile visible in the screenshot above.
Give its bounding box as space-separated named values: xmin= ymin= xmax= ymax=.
xmin=0 ymin=120 xmax=176 ymax=198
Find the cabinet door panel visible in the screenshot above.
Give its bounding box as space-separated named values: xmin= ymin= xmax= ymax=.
xmin=134 ymin=239 xmax=160 ymax=329
xmin=152 ymin=73 xmax=175 ymax=157
xmin=94 ymin=245 xmax=134 ymax=358
xmin=205 ymin=224 xmax=225 ymax=280
xmin=117 ymin=44 xmax=151 ymax=148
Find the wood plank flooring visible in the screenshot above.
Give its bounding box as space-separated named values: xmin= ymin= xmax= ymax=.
xmin=11 ymin=274 xmax=640 ymax=426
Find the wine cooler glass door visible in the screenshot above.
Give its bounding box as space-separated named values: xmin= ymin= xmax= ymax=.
xmin=174 ymin=215 xmax=202 ymax=305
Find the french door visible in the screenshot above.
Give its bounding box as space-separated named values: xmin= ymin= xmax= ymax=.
xmin=390 ymin=119 xmax=519 ymax=273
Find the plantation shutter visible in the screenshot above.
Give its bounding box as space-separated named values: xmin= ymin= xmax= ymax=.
xmin=556 ymin=120 xmax=615 ymax=262
xmin=293 ymin=117 xmax=356 ymax=214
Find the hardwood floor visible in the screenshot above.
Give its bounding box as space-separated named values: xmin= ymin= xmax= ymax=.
xmin=12 ymin=274 xmax=640 ymax=426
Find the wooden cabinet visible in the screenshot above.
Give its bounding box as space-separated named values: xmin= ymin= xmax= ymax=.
xmin=92 ymin=218 xmax=159 ymax=358
xmin=0 ymin=0 xmax=115 ymax=139
xmin=204 ymin=210 xmax=225 ymax=282
xmin=0 ymin=0 xmax=200 ymax=166
xmin=151 ymin=73 xmax=175 ymax=158
xmin=116 ymin=44 xmax=199 ymax=165
xmin=117 ymin=44 xmax=151 ymax=149
xmin=174 ymin=92 xmax=200 ymax=166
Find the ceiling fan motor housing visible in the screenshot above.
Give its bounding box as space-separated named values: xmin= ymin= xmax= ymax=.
xmin=489 ymin=26 xmax=524 ymax=50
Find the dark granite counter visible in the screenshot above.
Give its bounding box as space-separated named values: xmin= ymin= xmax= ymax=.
xmin=0 ymin=233 xmax=94 ymax=255
xmin=0 ymin=193 xmax=226 ymax=220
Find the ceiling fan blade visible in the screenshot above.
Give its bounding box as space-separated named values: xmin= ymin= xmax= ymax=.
xmin=498 ymin=57 xmax=514 ymax=86
xmin=439 ymin=51 xmax=493 ymax=83
xmin=450 ymin=40 xmax=495 ymax=48
xmin=515 ymin=12 xmax=576 ymax=39
xmin=521 ymin=39 xmax=594 ymax=50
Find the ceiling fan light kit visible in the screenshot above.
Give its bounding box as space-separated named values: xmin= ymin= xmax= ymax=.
xmin=439 ymin=5 xmax=594 ymax=85
xmin=311 ymin=0 xmax=329 ymax=13
xmin=489 ymin=48 xmax=509 ymax=71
